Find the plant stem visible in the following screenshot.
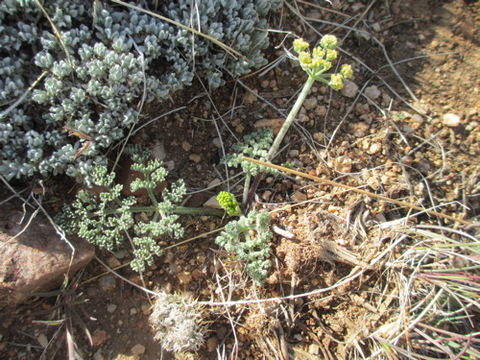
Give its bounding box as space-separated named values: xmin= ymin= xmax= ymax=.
xmin=102 ymin=205 xmax=224 ymax=217
xmin=242 ymin=174 xmax=251 ymax=207
xmin=172 ymin=206 xmax=224 ymax=216
xmin=267 ymin=75 xmax=316 ymax=160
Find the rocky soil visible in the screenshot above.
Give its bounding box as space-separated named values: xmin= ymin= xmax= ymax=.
xmin=1 ymin=0 xmax=479 ymax=359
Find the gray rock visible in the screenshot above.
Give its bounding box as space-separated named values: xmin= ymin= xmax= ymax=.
xmin=98 ymin=275 xmax=116 ymax=292
xmin=131 ymin=344 xmax=145 ymax=356
xmin=152 ymin=141 xmax=166 ymax=161
xmin=0 ymin=203 xmax=95 ymax=309
xmin=365 ymin=85 xmax=381 ymax=100
xmin=341 ymin=80 xmax=359 ymax=98
xmin=212 ymin=137 xmax=222 ymax=148
xmin=303 ymin=97 xmax=318 ymax=110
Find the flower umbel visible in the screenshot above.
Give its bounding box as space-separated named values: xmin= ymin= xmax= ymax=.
xmin=320 ymin=34 xmax=338 ymax=50
xmin=217 ymin=191 xmax=242 ymax=217
xmin=292 ymin=35 xmax=353 ymax=89
xmin=293 ymin=38 xmax=309 ymax=53
xmin=340 ymin=64 xmax=354 ymax=79
xmin=329 ymin=73 xmax=344 ymax=90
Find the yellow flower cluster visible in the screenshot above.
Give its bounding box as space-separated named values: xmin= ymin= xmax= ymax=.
xmin=292 ymin=35 xmax=353 ymax=90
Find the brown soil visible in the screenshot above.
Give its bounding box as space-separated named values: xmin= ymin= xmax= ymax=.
xmin=2 ymin=0 xmax=479 ymax=359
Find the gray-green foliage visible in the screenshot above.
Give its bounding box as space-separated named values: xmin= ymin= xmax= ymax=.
xmin=215 ymin=211 xmax=272 ymax=284
xmin=0 ymin=0 xmax=281 ymax=182
xmin=57 ymin=147 xmax=187 ymax=272
xmin=223 ymin=128 xmax=278 ymax=176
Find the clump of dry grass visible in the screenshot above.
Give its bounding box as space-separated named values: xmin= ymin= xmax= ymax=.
xmin=366 ymin=223 xmax=480 ymax=359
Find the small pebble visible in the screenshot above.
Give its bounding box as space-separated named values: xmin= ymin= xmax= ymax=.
xmin=212 ymin=137 xmax=222 ymax=148
xmin=130 ymin=308 xmax=137 ymax=315
xmin=341 ymin=80 xmax=359 ymax=98
xmin=315 ymin=105 xmax=327 ymax=117
xmin=291 ymin=190 xmax=307 ymax=202
xmin=351 ymin=122 xmax=369 ymax=137
xmin=92 ymin=329 xmax=109 ymax=347
xmin=297 ymin=113 xmax=309 ymax=123
xmin=207 ymin=336 xmax=219 ymax=352
xmin=365 ymin=85 xmax=381 ymax=100
xmin=303 ymin=97 xmax=317 ymax=110
xmin=260 ymin=79 xmax=270 ymax=88
xmin=192 ymin=269 xmax=203 ymax=281
xmin=113 ymin=249 xmax=128 ymax=259
xmin=368 ymin=143 xmax=382 ymax=155
xmin=181 ymin=141 xmax=192 ymax=152
xmin=289 ymin=149 xmax=299 ymax=158
xmin=243 ymin=90 xmax=257 ymax=104
xmin=107 ymin=304 xmax=117 ymax=313
xmin=442 ymin=113 xmax=461 ymax=127
xmin=254 ymin=118 xmax=284 ymax=135
xmin=313 ymin=132 xmax=325 ymax=142
xmin=131 ymin=344 xmax=145 ymax=356
xmin=262 ymin=191 xmax=272 ymax=202
xmin=309 ymin=343 xmax=320 ymax=355
xmin=165 ymin=160 xmax=175 ymax=171
xmin=106 ymin=256 xmax=121 ymax=268
xmin=203 ymin=195 xmax=221 ymax=209
xmin=93 ymin=350 xmax=104 ymax=360
xmin=37 ymin=334 xmax=48 ymax=348
xmin=355 ymin=103 xmax=370 ymax=115
xmin=177 ymin=272 xmax=192 ymax=285
xmin=152 ymin=141 xmax=166 ymax=161
xmin=98 ymin=275 xmax=116 ymax=292
xmin=216 ymin=326 xmax=227 ymax=340
xmin=207 ymin=178 xmax=221 ymax=189
xmin=189 ymin=154 xmax=201 ymax=163
xmin=332 ymin=155 xmax=353 ymax=173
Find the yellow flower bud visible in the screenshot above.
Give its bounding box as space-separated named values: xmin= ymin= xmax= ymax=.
xmin=312 ymin=46 xmax=325 ymax=59
xmin=293 ymin=38 xmax=309 ymax=53
xmin=329 ymin=73 xmax=344 ymax=90
xmin=325 ymin=49 xmax=337 ymax=61
xmin=310 ymin=58 xmax=332 ymax=74
xmin=340 ymin=64 xmax=353 ymax=79
xmin=320 ymin=34 xmax=338 ymax=50
xmin=298 ymin=51 xmax=312 ymax=66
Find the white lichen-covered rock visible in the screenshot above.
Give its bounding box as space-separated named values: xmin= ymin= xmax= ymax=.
xmin=149 ymin=292 xmax=206 ymax=352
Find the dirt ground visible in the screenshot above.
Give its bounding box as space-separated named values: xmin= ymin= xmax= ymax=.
xmin=1 ymin=0 xmax=479 ymax=359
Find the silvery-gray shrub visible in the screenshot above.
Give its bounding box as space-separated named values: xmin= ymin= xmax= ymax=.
xmin=0 ymin=0 xmax=280 ymax=183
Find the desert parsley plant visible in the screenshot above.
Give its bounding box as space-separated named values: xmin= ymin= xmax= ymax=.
xmin=57 ymin=146 xmax=222 ymax=272
xmin=267 ymin=35 xmax=353 ymax=160
xmin=224 ymin=128 xmax=278 ymax=177
xmin=223 ymin=128 xmax=278 ymax=204
xmin=215 ymin=211 xmax=272 ymax=284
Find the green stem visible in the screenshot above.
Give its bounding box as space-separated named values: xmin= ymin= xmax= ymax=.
xmin=101 ymin=205 xmax=224 ymax=217
xmin=145 ymin=176 xmax=162 ymax=221
xmin=172 ymin=206 xmax=224 ymax=216
xmin=267 ymin=75 xmax=316 ymax=160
